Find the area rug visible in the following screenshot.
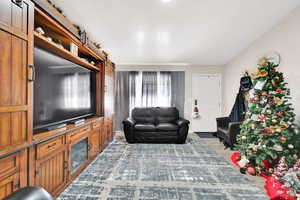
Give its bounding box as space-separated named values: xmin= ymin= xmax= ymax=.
xmin=58 ymin=132 xmax=268 ymax=200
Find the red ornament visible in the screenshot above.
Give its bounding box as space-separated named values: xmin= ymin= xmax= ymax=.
xmin=280 ymin=136 xmax=287 ymax=142
xmin=276 ymin=113 xmax=283 ymax=117
xmin=276 ymin=88 xmax=283 ymax=93
xmin=263 ymin=128 xmax=271 ymax=135
xmin=268 ymin=100 xmax=274 ymax=104
xmin=246 ymin=167 xmax=256 ymax=175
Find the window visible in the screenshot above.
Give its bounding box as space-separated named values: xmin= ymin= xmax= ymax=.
xmin=129 ymin=71 xmax=171 ymax=112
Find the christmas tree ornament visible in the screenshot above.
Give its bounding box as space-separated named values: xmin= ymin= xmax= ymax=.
xmin=276 ymin=113 xmax=283 ymax=117
xmin=276 ymin=88 xmax=283 ymax=93
xmin=241 ymin=136 xmax=247 ymax=141
xmin=246 ymin=167 xmax=256 ymax=175
xmin=288 ymin=144 xmax=294 ymax=149
xmin=275 ymin=127 xmax=282 ymax=133
xmin=293 ymin=154 xmax=298 ymax=160
xmin=263 ymin=128 xmax=271 ymax=135
xmin=272 ymin=119 xmax=278 ymax=123
xmin=238 ymin=156 xmax=249 ymax=168
xmin=274 ymin=97 xmax=283 ymax=105
xmin=273 ymin=144 xmax=283 ymax=152
xmin=261 ymin=91 xmax=268 ymax=96
xmin=279 ymin=136 xmax=287 ymax=142
xmin=254 ymin=80 xmax=266 ymax=90
xmin=252 ymin=146 xmax=258 ymax=152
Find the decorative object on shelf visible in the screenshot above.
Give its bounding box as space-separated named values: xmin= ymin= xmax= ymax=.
xmin=103 ymin=51 xmax=109 ymax=60
xmin=70 ymin=42 xmax=78 ymax=56
xmin=80 ymin=30 xmax=89 ymax=45
xmin=93 ymin=42 xmax=101 ymax=49
xmin=35 ymin=27 xmax=45 ymax=35
xmin=46 ymin=0 xmax=66 ymax=17
xmin=52 ymin=38 xmax=64 ymax=49
xmin=73 ymin=24 xmax=82 ymax=34
xmin=45 ymin=36 xmax=52 ymax=42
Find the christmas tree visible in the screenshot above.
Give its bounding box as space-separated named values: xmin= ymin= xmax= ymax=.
xmin=235 ymin=57 xmax=300 ymax=175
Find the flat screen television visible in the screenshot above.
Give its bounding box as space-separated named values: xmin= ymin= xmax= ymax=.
xmin=33 ymin=47 xmax=96 ymax=133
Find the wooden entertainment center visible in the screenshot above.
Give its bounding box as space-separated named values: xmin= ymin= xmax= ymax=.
xmin=0 ymin=0 xmax=115 ymax=198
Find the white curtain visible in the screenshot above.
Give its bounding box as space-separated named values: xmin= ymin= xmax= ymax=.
xmin=129 ymin=71 xmax=171 ymax=113
xmin=158 ymin=72 xmax=171 ymax=107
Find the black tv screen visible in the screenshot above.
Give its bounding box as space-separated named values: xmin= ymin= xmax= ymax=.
xmin=33 ymin=47 xmax=96 ymax=133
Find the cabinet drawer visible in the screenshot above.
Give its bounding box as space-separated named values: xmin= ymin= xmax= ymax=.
xmin=67 ymin=125 xmax=91 ymax=143
xmin=0 ymin=153 xmax=19 ymax=178
xmin=92 ymin=120 xmax=101 ymax=130
xmin=36 ymin=136 xmax=64 ymax=159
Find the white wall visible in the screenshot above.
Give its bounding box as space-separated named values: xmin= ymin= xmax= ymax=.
xmin=116 ymin=64 xmax=222 ymax=122
xmin=222 ymin=5 xmax=300 ymax=123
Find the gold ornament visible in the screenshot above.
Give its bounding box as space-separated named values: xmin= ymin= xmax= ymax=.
xmin=241 ymin=136 xmax=247 ymax=141
xmin=251 ymin=124 xmax=256 ymax=129
xmin=272 ymin=119 xmax=277 ymax=123
xmin=293 ymin=154 xmax=298 ymax=160
xmin=276 ymin=128 xmax=282 ymax=133
xmin=272 ymin=80 xmax=276 ymax=86
xmin=274 ymin=97 xmax=283 ymax=105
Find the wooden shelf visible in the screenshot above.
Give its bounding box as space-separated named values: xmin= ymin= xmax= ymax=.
xmin=34 ymin=32 xmax=100 ymax=71
xmin=34 ymin=6 xmax=105 ymax=62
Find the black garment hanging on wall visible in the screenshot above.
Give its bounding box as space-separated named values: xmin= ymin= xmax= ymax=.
xmin=228 ymin=76 xmax=252 ymax=122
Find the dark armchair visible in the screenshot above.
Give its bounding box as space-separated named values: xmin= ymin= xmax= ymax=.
xmin=216 ymin=117 xmax=241 ymax=149
xmin=123 ymin=107 xmax=190 ymax=144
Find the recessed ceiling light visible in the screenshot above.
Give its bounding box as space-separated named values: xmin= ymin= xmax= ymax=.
xmin=162 ymin=0 xmax=172 ymax=3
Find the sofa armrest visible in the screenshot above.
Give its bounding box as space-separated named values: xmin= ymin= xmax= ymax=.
xmin=122 ymin=118 xmax=136 ymax=127
xmin=176 ymin=118 xmax=190 ymax=127
xmin=216 ymin=117 xmax=230 ymax=128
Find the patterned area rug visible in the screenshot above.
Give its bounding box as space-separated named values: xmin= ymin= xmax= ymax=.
xmin=58 ymin=132 xmax=268 ymax=200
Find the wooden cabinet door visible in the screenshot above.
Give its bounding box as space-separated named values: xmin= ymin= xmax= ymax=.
xmin=88 ymin=131 xmax=99 ymax=159
xmin=0 ymin=0 xmax=33 ymax=39
xmin=0 ymin=173 xmax=20 ymax=200
xmin=104 ymin=63 xmax=115 ymax=118
xmin=0 ymin=31 xmax=32 ymax=156
xmin=35 ymin=149 xmax=67 ymax=196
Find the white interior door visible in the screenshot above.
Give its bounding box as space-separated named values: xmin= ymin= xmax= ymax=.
xmin=191 ymin=74 xmax=221 ymax=132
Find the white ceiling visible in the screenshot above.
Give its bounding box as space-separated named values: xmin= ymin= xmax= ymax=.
xmin=53 ymin=0 xmax=300 ymax=65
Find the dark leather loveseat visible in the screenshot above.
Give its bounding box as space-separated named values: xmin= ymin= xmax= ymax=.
xmin=122 ymin=107 xmax=190 ymax=144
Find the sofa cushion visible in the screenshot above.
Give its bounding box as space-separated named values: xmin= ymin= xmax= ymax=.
xmin=132 ymin=107 xmax=156 ymax=124
xmin=156 ymin=107 xmax=179 ymax=123
xmin=134 ymin=124 xmax=156 ymax=132
xmin=156 ymin=123 xmax=178 ymax=131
